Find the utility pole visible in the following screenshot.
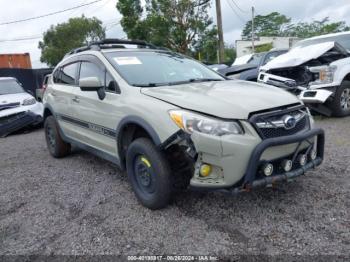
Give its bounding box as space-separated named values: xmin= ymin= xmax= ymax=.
xmin=215 ymin=0 xmax=225 ymax=63
xmin=251 ymin=6 xmax=255 ymax=53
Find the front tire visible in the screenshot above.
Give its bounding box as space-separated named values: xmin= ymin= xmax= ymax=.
xmin=44 ymin=116 xmax=71 ymax=158
xmin=329 ymin=81 xmax=350 ymax=117
xmin=126 ymin=138 xmax=172 ymax=209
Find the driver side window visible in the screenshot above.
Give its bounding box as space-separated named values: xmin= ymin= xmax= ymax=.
xmin=79 ymin=62 xmax=105 ymax=85
xmin=79 ymin=61 xmax=117 ymax=93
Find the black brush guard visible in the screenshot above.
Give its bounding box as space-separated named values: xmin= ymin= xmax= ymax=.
xmin=190 ymin=128 xmax=325 ymax=194
xmin=225 ymin=128 xmax=325 ymax=194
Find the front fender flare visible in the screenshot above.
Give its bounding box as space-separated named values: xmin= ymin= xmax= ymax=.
xmin=116 ymin=116 xmax=162 ymax=168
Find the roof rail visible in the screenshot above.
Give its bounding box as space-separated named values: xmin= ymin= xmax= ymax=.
xmin=64 ymin=38 xmax=159 ymax=57
xmin=89 ymin=38 xmax=158 ymax=49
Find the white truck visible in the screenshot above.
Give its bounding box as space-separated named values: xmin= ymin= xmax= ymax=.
xmin=258 ymin=31 xmax=350 ymax=117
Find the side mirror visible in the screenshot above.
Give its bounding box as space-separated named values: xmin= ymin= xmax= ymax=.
xmin=79 ymin=77 xmax=106 ymax=100
xmin=79 ymin=77 xmax=103 ymax=91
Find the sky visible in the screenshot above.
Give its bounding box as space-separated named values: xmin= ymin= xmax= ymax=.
xmin=0 ymin=0 xmax=349 ymax=68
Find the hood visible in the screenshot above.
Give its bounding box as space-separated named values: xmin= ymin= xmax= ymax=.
xmin=219 ymin=64 xmax=257 ymax=75
xmin=0 ymin=92 xmax=32 ymax=105
xmin=261 ymin=41 xmax=335 ymax=71
xmin=232 ymin=54 xmax=253 ymax=66
xmin=140 ymin=80 xmax=300 ymax=119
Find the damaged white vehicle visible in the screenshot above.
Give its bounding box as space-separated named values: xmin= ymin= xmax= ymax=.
xmin=0 ymin=77 xmax=43 ymax=137
xmin=258 ymin=31 xmax=350 ymax=116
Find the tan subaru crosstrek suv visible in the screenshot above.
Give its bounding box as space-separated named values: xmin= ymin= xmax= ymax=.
xmin=43 ymin=39 xmax=325 ymax=209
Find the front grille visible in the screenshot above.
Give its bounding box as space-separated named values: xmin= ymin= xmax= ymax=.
xmin=0 ymin=111 xmax=26 ymax=125
xmin=250 ymin=105 xmax=310 ymax=139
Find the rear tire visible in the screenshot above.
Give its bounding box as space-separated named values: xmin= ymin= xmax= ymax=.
xmin=44 ymin=116 xmax=71 ymax=158
xmin=329 ymin=81 xmax=350 ymax=117
xmin=126 ymin=138 xmax=172 ymax=209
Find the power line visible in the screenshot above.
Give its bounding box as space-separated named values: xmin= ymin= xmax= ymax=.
xmin=0 ymin=0 xmax=103 ymax=26
xmin=0 ymin=35 xmax=42 ymax=42
xmin=226 ymin=0 xmax=246 ymax=24
xmin=0 ymin=19 xmax=121 ymax=43
xmin=230 ymin=0 xmax=249 ymax=13
xmin=106 ymin=22 xmax=121 ymax=31
xmin=85 ymin=0 xmax=113 ymax=15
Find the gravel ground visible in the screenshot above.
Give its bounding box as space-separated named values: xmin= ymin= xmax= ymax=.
xmin=0 ymin=117 xmax=349 ymax=261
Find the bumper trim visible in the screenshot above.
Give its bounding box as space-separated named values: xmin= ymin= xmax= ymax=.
xmin=243 ymin=128 xmax=325 ymax=186
xmin=217 ymin=157 xmax=322 ymax=195
xmin=0 ymin=111 xmax=41 ymax=137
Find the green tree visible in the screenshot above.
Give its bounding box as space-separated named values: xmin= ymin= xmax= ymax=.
xmin=194 ymin=27 xmax=218 ymax=63
xmin=242 ymin=12 xmax=291 ymax=39
xmin=224 ymin=45 xmax=236 ymax=65
xmin=117 ymin=0 xmax=213 ymax=54
xmin=287 ymin=17 xmax=350 ymax=38
xmin=193 ymin=27 xmax=235 ymax=65
xmin=39 ymin=16 xmax=105 ymax=66
xmin=255 ymin=43 xmax=273 ymax=53
xmin=242 ymin=12 xmax=350 ymax=40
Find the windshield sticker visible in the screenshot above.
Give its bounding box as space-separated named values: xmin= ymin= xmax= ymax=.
xmin=114 ymin=57 xmax=142 ymax=65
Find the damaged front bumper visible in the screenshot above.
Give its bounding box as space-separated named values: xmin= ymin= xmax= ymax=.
xmin=188 ymin=127 xmax=324 ymax=193
xmin=258 ymin=72 xmax=336 ymax=104
xmin=298 ymin=89 xmax=334 ymax=104
xmin=0 ymin=111 xmax=42 ymax=137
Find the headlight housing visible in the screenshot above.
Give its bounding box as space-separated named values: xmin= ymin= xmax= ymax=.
xmin=169 ymin=110 xmax=244 ymax=136
xmin=22 ymin=98 xmax=36 ymax=106
xmin=309 ymin=65 xmax=336 ymax=85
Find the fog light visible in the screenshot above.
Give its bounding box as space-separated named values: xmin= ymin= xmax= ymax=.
xmin=310 ymin=149 xmax=317 ymax=160
xmin=281 ymin=159 xmax=293 ymax=172
xmin=199 ymin=164 xmax=212 ymax=177
xmin=298 ymin=154 xmax=307 ymax=166
xmin=262 ymin=163 xmax=274 ymax=176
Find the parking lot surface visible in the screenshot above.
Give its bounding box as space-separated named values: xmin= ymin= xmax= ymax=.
xmin=0 ymin=117 xmax=349 ymax=259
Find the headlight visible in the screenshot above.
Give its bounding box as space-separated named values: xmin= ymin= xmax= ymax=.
xmin=22 ymin=98 xmax=36 ymax=106
xmin=309 ymin=65 xmax=336 ymax=85
xmin=169 ymin=110 xmax=244 ymax=136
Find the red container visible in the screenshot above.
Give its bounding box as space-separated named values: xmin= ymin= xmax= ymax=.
xmin=0 ymin=53 xmax=32 ymax=69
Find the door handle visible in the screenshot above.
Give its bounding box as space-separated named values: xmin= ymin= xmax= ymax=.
xmin=51 ymin=91 xmax=57 ymax=97
xmin=72 ymin=96 xmax=80 ymax=103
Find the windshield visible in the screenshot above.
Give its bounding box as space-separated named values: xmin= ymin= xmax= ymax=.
xmin=104 ymin=51 xmax=224 ymax=87
xmin=294 ymin=33 xmax=350 ymax=51
xmin=0 ymin=79 xmax=24 ymax=95
xmin=247 ymin=53 xmax=265 ymax=65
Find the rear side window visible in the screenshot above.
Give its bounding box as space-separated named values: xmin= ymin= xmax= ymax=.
xmin=60 ymin=63 xmax=78 ymax=85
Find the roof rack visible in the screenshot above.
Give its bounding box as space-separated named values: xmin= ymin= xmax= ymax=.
xmin=65 ymin=38 xmax=160 ymax=57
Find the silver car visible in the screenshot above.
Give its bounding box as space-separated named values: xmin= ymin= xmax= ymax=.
xmin=43 ymin=39 xmax=325 ymax=209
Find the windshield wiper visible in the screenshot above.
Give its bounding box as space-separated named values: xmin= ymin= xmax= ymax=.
xmin=188 ymin=78 xmax=223 ymax=83
xmin=132 ymin=78 xmax=223 ymax=87
xmin=132 ymin=83 xmax=165 ymax=87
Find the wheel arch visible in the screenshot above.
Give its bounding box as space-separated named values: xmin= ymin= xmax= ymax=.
xmin=43 ymin=105 xmax=55 ymax=121
xmin=342 ymin=73 xmax=350 ymax=83
xmin=116 ymin=116 xmax=162 ymax=170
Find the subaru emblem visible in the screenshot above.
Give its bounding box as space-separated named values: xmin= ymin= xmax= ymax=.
xmin=283 ymin=115 xmax=296 ymax=130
